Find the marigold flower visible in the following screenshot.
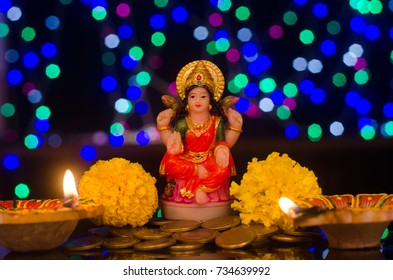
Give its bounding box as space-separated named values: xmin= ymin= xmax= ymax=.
xmin=230 ymin=152 xmax=322 ymax=228
xmin=78 ymin=157 xmax=158 ymax=227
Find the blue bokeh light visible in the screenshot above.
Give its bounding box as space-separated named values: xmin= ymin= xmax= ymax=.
xmin=126 ymin=86 xmax=142 ymax=100
xmin=41 ymin=42 xmax=57 ymax=58
xmin=285 ymin=124 xmax=299 ymax=139
xmin=34 ymin=119 xmax=50 ymax=133
xmin=118 ymin=24 xmax=133 ymax=39
xmin=109 ymin=134 xmax=124 ymax=147
xmin=172 ymin=6 xmax=188 ymax=22
xmin=136 ymin=130 xmax=150 ymax=146
xmin=150 ymin=14 xmax=166 ymax=29
xmin=6 ymin=69 xmax=23 ymax=85
xmin=80 ymin=145 xmax=97 ymax=161
xmin=135 ymin=101 xmax=149 ymax=115
xmin=299 ymin=79 xmax=315 ymax=94
xmin=23 ymin=52 xmax=39 ymax=68
xmin=270 ymin=90 xmax=285 ymax=105
xmin=101 ymin=75 xmax=117 ymax=92
xmin=3 ymin=154 xmax=20 ymax=170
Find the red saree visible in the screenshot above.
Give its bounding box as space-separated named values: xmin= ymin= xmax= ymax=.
xmin=160 ymin=115 xmax=235 ymax=203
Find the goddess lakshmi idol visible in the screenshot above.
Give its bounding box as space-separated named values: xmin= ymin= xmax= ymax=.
xmin=156 ymin=60 xmax=243 ymax=221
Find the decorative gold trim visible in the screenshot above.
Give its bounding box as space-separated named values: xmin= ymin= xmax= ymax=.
xmin=180 ymin=188 xmax=194 ymax=198
xmin=185 ymin=115 xmax=213 ymax=137
xmin=157 ymin=126 xmax=171 ymax=132
xmin=227 ymin=126 xmax=243 ymax=133
xmin=176 ymin=60 xmax=225 ymax=101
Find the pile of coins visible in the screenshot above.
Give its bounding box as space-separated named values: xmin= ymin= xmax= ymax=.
xmin=62 ymin=215 xmax=326 ymax=259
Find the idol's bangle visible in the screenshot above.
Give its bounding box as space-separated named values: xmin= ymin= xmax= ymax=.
xmin=157 ymin=126 xmax=171 ymax=132
xmin=227 ymin=126 xmax=243 ymax=133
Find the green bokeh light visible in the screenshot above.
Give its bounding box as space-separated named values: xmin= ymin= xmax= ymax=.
xmin=92 ymin=6 xmax=107 ymax=20
xmin=15 ymin=183 xmax=30 ymax=199
xmin=136 ymin=71 xmax=151 ymax=86
xmin=299 ymin=29 xmax=315 ymax=45
xmin=259 ymin=77 xmax=276 ymax=93
xmin=102 ymin=52 xmax=116 ymax=66
xmin=217 ymin=0 xmax=232 ymax=12
xmin=36 ymin=106 xmax=51 ymax=120
xmin=308 ymin=123 xmax=322 ymax=142
xmin=24 ymin=134 xmax=40 ymax=149
xmin=369 ymin=1 xmax=383 ymax=14
xmin=283 ymin=11 xmax=297 ymax=26
xmin=235 ymin=6 xmax=251 ymax=21
xmin=360 ymin=125 xmax=376 ymax=140
xmin=129 ymin=46 xmax=144 ymax=61
xmin=227 ymin=80 xmax=241 ymax=94
xmin=233 ymin=74 xmax=248 ymax=89
xmin=384 ymin=121 xmax=393 ymax=136
xmin=215 ymin=38 xmax=230 ymax=52
xmin=354 ymin=69 xmax=369 ymax=85
xmin=45 ymin=64 xmax=61 ymax=79
xmin=1 ymin=103 xmax=16 ymax=118
xmin=206 ymin=41 xmax=219 ymax=55
xmin=110 ymin=122 xmax=125 ymax=136
xmin=327 ymin=20 xmax=341 ymax=35
xmin=283 ymin=83 xmax=298 ymax=98
xmin=21 ymin=27 xmax=36 ymax=42
xmin=0 ymin=23 xmax=10 ymax=38
xmin=154 ymin=0 xmax=168 ymax=8
xmin=277 ymin=105 xmax=291 ymax=120
xmin=151 ymin=32 xmax=166 ymax=47
xmin=332 ymin=72 xmax=347 ymax=87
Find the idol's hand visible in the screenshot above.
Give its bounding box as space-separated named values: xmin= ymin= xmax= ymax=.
xmin=215 ymin=146 xmax=229 ymax=167
xmin=157 ymin=108 xmax=174 ymax=127
xmin=166 ymin=131 xmax=183 ymax=155
xmin=226 ymin=108 xmax=243 ymax=130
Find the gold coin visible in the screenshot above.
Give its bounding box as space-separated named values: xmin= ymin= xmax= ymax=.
xmin=169 ymin=243 xmax=204 ymax=251
xmin=215 ymin=226 xmax=256 ymax=249
xmin=172 ymin=228 xmax=219 ymax=244
xmin=148 ymin=217 xmax=174 ymax=226
xmin=201 ymin=215 xmax=241 ymax=231
xmin=110 ymin=226 xmax=138 ymax=237
xmin=283 ymin=227 xmax=323 ymax=238
xmin=103 ymin=237 xmax=141 ymax=249
xmin=250 ymin=236 xmax=271 ymax=248
xmin=160 ymin=220 xmax=200 ymax=233
xmin=271 ymin=233 xmax=313 ymax=243
xmin=242 ymin=224 xmax=279 ymax=237
xmin=63 ymin=236 xmax=104 ymax=251
xmin=134 ymin=237 xmax=177 ymax=251
xmin=217 ymin=249 xmax=259 ymax=260
xmin=133 ymin=228 xmax=173 ymax=240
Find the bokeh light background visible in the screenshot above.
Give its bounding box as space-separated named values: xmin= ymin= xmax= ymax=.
xmin=1 ymin=0 xmax=393 ymax=198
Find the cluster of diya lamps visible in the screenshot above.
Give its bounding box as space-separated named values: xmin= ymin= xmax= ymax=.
xmin=1 ymin=169 xmax=393 ymax=254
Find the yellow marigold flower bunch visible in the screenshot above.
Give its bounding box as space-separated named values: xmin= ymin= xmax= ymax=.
xmin=78 ymin=157 xmax=158 ymax=227
xmin=230 ymin=152 xmax=322 ymax=228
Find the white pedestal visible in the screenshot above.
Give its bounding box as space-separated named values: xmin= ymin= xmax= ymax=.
xmin=161 ymin=200 xmax=236 ymax=222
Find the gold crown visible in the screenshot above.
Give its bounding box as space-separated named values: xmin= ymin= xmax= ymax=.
xmin=176 ymin=60 xmax=225 ymax=101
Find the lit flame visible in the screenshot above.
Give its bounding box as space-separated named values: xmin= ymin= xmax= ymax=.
xmin=63 ymin=169 xmax=78 ymax=200
xmin=279 ymin=197 xmax=301 ymax=218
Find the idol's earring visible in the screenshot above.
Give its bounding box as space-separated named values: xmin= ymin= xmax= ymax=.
xmin=185 ymin=104 xmax=189 ymax=111
xmin=208 ymin=105 xmax=212 ymax=111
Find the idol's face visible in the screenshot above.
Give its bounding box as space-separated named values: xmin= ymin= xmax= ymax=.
xmin=187 ymin=87 xmax=211 ymax=113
